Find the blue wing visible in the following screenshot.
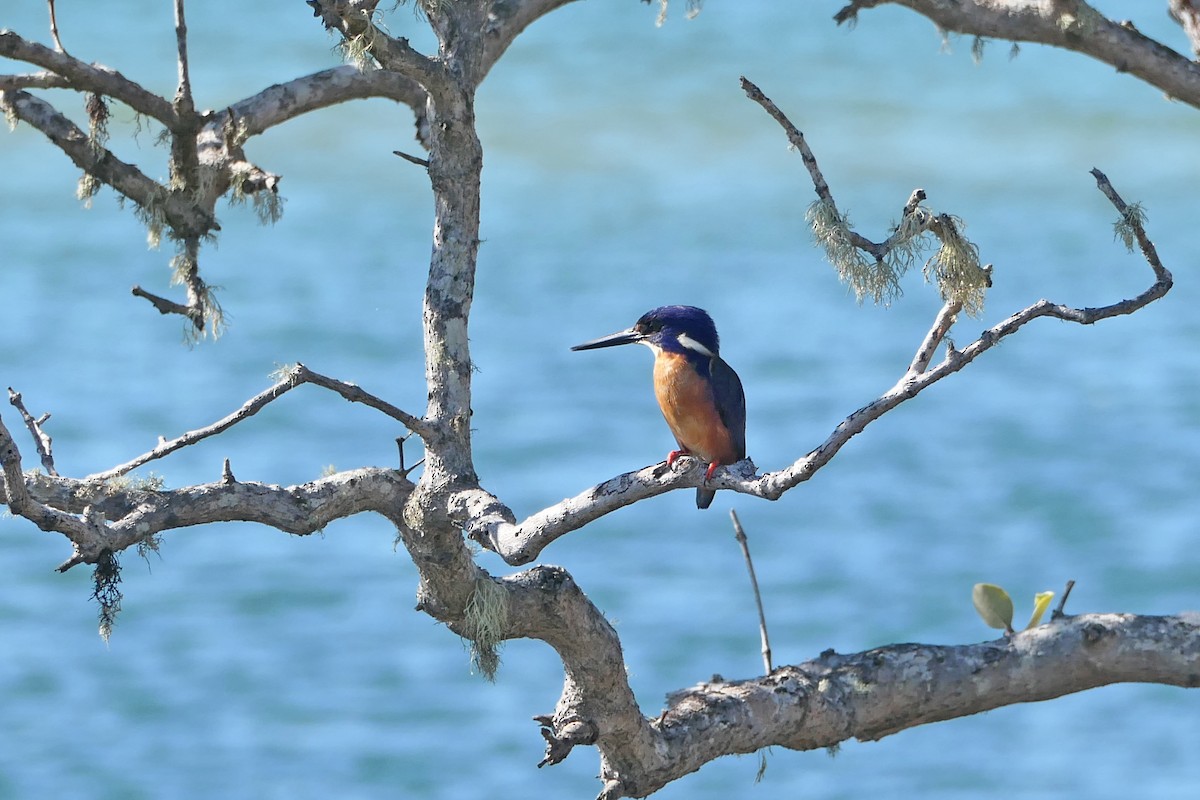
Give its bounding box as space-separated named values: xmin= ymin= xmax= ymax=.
xmin=709 ymin=356 xmax=746 ymax=460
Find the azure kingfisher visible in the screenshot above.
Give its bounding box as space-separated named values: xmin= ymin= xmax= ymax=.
xmin=571 ymin=305 xmax=746 ymax=509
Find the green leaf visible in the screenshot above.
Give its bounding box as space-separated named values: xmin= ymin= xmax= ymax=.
xmin=972 ymin=583 xmax=1014 ymax=633
xmin=1025 ymin=591 xmax=1056 ymax=630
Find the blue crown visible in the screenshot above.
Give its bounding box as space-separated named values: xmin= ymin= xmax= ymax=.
xmin=634 ymin=305 xmax=720 ymax=356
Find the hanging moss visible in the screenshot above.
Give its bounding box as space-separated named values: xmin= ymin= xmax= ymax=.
xmin=92 ymin=549 xmax=123 ymax=643
xmin=462 ymin=577 xmax=508 ymax=681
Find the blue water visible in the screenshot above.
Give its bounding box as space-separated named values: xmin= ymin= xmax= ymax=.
xmin=2 ymin=1 xmax=1199 ymax=798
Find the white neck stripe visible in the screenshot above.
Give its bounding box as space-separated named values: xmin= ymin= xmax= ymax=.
xmin=676 ymin=332 xmax=715 ymax=358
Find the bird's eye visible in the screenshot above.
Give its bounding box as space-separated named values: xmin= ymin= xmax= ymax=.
xmin=638 ymin=320 xmax=661 ymax=334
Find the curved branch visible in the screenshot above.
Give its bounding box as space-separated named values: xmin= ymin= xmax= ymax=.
xmin=307 ymin=1 xmax=451 ymax=102
xmin=103 ymin=467 xmax=413 ymax=548
xmin=84 ymin=363 xmax=430 ymax=484
xmin=0 ymin=413 xmax=100 ymax=554
xmin=472 ymin=167 xmax=1170 ymax=566
xmin=3 ymin=383 xmax=416 ymax=571
xmin=0 ymin=71 xmax=70 ymax=90
xmin=496 ymin=557 xmax=1200 ymax=799
xmin=0 ymin=30 xmax=178 ymax=125
xmin=578 ymin=612 xmax=1200 ymax=798
xmin=0 ymin=89 xmax=218 ymax=238
xmin=227 ymin=66 xmax=428 ymax=138
xmin=498 ymin=565 xmax=657 ymax=789
xmin=741 ymin=77 xmax=932 ymax=264
xmin=459 ymin=459 xmax=746 ymax=565
xmin=836 ymin=0 xmax=1200 ymax=110
xmin=130 ymin=284 xmax=205 ymax=328
xmin=481 ymin=0 xmax=583 ymax=67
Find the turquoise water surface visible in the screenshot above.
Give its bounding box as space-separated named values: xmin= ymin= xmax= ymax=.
xmin=2 ymin=2 xmax=1199 ymax=798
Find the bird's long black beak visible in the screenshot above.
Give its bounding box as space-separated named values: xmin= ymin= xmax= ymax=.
xmin=570 ymin=328 xmax=642 ymax=351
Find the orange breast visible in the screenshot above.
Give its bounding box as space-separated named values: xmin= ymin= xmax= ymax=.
xmin=652 ymin=351 xmax=739 ymax=465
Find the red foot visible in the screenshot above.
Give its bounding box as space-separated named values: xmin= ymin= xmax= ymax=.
xmin=704 ymin=461 xmax=719 ymax=482
xmin=666 ymin=448 xmax=690 ymax=467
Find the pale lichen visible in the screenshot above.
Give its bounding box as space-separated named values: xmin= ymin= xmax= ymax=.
xmin=269 ymin=363 xmax=303 ymax=384
xmin=1113 ymin=202 xmax=1147 ymax=253
xmin=2 ymin=96 xmax=17 ymax=131
xmin=924 ymin=215 xmax=990 ymax=317
xmin=808 ymin=198 xmax=901 ymax=305
xmin=462 ymin=576 xmax=509 ymax=681
xmin=656 ymin=0 xmax=704 ymax=25
xmin=133 ymin=194 xmax=168 ymax=249
xmin=76 ymin=172 xmax=101 ymax=206
xmin=228 ymin=166 xmax=285 ymax=225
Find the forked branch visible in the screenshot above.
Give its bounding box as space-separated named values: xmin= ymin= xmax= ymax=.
xmin=84 ymin=363 xmax=430 ymax=484
xmin=469 ymin=97 xmax=1170 ymax=566
xmin=1 ymin=362 xmax=425 ymax=570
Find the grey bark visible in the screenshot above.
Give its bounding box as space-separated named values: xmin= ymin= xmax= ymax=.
xmin=0 ymin=2 xmax=1194 ymax=798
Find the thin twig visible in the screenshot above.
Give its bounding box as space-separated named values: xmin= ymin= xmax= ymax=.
xmin=47 ymin=0 xmax=66 ymax=53
xmin=2 ymin=90 xmax=215 ymax=236
xmin=741 ymin=75 xmax=888 ymax=260
xmin=0 ymin=414 xmax=99 ymax=563
xmin=0 ymin=32 xmax=178 ymax=124
xmin=1052 ymin=580 xmax=1076 ymax=620
xmin=393 ymin=149 xmax=430 ymax=168
xmin=173 ymin=0 xmax=195 ymax=118
xmin=907 ymin=301 xmax=961 ymax=376
xmin=395 ymin=434 xmax=425 ymax=476
xmin=83 ymin=363 xmax=430 ymax=483
xmin=474 ymin=167 xmax=1173 ymax=566
xmin=293 ymin=364 xmax=429 ymax=436
xmin=131 ymin=285 xmax=195 ymax=318
xmin=7 ymin=388 xmax=58 ymax=476
xmin=740 ymin=77 xmax=833 ymax=208
xmin=730 ymin=509 xmax=772 ymax=674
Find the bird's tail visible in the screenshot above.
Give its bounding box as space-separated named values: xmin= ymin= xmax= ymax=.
xmin=696 ymin=487 xmax=716 ymax=509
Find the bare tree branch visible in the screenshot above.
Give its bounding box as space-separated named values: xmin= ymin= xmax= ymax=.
xmin=46 ymin=0 xmax=66 ymax=53
xmin=835 ymin=0 xmax=1200 ymax=110
xmin=130 ymin=284 xmax=198 ymax=322
xmin=741 ymin=77 xmax=991 ymax=311
xmin=499 ymin=565 xmax=651 ymax=783
xmin=0 ymin=413 xmax=104 ymax=561
xmin=172 ymin=0 xmax=195 ymax=119
xmin=908 ymin=300 xmax=962 ymax=375
xmin=471 ymin=164 xmax=1170 ymax=567
xmin=307 ymin=0 xmax=451 ymax=99
xmin=227 ymin=66 xmax=428 ymax=137
xmin=0 ymin=30 xmax=178 ymax=126
xmin=296 ymin=364 xmax=432 ymax=437
xmin=480 ymin=0 xmax=583 ymax=68
xmin=0 ymin=89 xmax=218 ymax=237
xmin=567 ymin=612 xmax=1200 ymax=799
xmin=740 ymin=77 xmax=933 ymax=263
xmin=730 ymin=509 xmax=772 ymax=675
xmin=83 ymin=363 xmax=429 ymax=484
xmin=0 ymin=71 xmax=70 ymax=90
xmin=7 ymin=388 xmax=58 ymax=476
xmin=2 ymin=25 xmax=434 ymax=332
xmin=93 ymin=468 xmax=413 ymax=560
xmin=2 ymin=6 xmax=1192 ymax=799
